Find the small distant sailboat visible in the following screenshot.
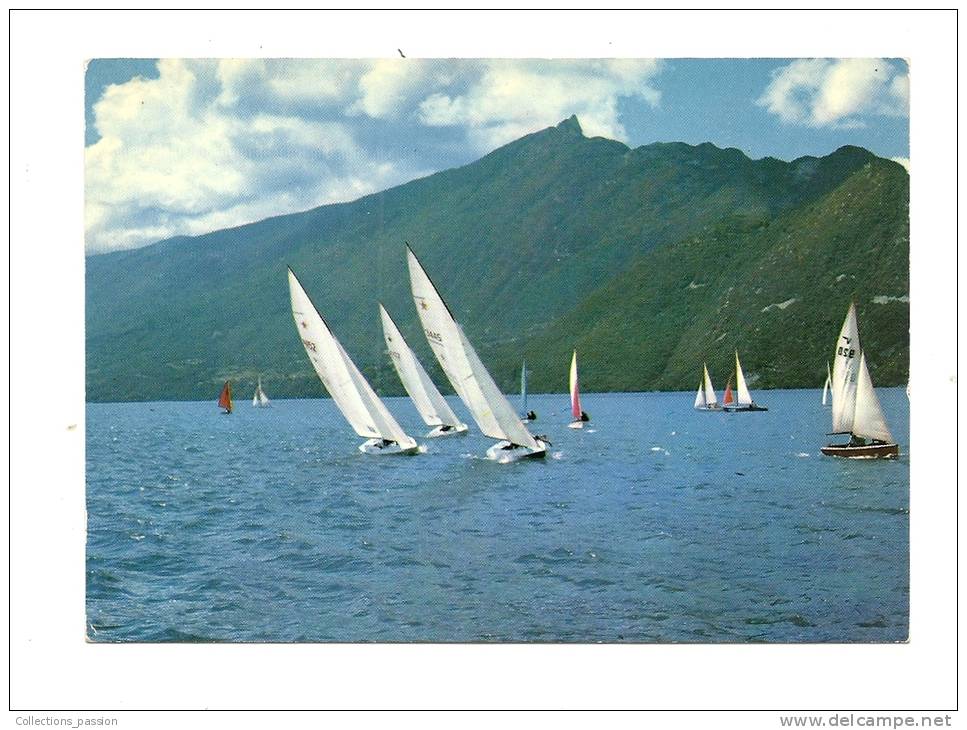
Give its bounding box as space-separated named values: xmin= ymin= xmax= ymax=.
xmin=218 ymin=380 xmax=233 ymax=414
xmin=821 ymin=302 xmax=899 ymax=459
xmin=379 ymin=303 xmax=468 ymax=438
xmin=288 ymin=268 xmax=419 ymax=455
xmin=252 ymin=376 xmax=271 ymax=408
xmin=723 ymin=375 xmax=734 ymax=408
xmin=723 ymin=351 xmax=768 ymax=412
xmin=693 ymin=364 xmax=720 ymax=411
xmin=822 ymin=361 xmax=832 ymax=406
xmin=407 ymin=245 xmax=547 ymax=462
xmin=520 ymin=361 xmax=536 ymax=421
xmin=568 ymin=350 xmax=590 ymax=428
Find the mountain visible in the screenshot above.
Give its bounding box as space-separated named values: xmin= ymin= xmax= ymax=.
xmin=85 ymin=116 xmax=908 ymax=402
xmin=495 ymin=157 xmax=909 ymax=394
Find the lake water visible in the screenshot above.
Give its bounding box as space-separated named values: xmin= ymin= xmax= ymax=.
xmin=86 ymin=389 xmax=909 ymax=643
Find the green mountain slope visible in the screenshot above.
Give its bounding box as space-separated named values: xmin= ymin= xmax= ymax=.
xmin=501 ymin=157 xmax=909 ymax=395
xmin=85 ymin=117 xmax=906 ymax=402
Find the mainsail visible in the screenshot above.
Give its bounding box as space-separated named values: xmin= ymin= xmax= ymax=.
xmin=570 ymin=350 xmax=583 ymax=420
xmin=822 ymin=361 xmax=832 ymax=406
xmin=288 ymin=269 xmax=416 ymax=450
xmin=379 ymin=303 xmax=464 ymax=430
xmin=734 ymin=351 xmax=753 ymax=406
xmin=406 ymin=246 xmax=540 ymax=450
xmin=703 ymin=364 xmax=718 ymax=407
xmin=218 ymin=381 xmax=233 ymax=413
xmin=694 ymin=380 xmax=706 ymax=409
xmin=831 ymin=302 xmax=861 ymax=433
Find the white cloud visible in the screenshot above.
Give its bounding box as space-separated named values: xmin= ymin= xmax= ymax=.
xmin=757 ymin=58 xmax=909 ymax=128
xmin=86 ymin=58 xmax=665 ymax=252
xmin=417 ymin=59 xmax=662 ymax=150
xmin=891 ymin=156 xmax=910 ymax=171
xmin=85 ymin=59 xmax=425 ymax=252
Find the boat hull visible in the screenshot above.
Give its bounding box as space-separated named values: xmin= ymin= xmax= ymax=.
xmin=359 ymin=438 xmax=421 ymax=456
xmin=694 ymin=405 xmax=722 ymax=412
xmin=486 ymin=440 xmax=547 ymax=463
xmin=820 ymin=442 xmax=900 ymax=459
xmin=568 ymin=420 xmax=585 ymax=429
xmin=724 ymin=404 xmax=768 ymax=412
xmin=425 ymin=424 xmax=469 ymax=438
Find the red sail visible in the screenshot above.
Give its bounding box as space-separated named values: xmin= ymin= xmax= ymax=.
xmin=218 ymin=381 xmax=233 ymax=412
xmin=723 ymin=378 xmax=734 ymax=406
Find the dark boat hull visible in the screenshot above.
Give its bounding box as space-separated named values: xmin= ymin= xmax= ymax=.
xmin=724 ymin=404 xmax=768 ymax=412
xmin=821 ymin=442 xmax=900 ymax=459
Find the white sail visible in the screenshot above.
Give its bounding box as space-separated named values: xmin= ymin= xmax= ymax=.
xmin=252 ymin=377 xmax=270 ymax=407
xmin=703 ymin=364 xmax=718 ymax=407
xmin=831 ymin=302 xmax=860 ymax=433
xmin=852 ymin=351 xmax=895 ymax=442
xmin=570 ymin=350 xmax=582 ymax=419
xmin=694 ymin=381 xmax=706 ymax=409
xmin=406 ymin=247 xmax=540 ymax=450
xmin=734 ymin=351 xmax=753 ymax=406
xmin=379 ymin=303 xmax=465 ymax=430
xmin=288 ymin=269 xmax=416 ymax=450
xmin=822 ymin=362 xmax=831 ymax=406
xmin=520 ymin=361 xmax=528 ymax=414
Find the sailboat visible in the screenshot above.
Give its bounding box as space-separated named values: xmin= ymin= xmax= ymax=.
xmin=723 ymin=351 xmax=768 ymax=412
xmin=693 ymin=364 xmax=720 ymax=411
xmin=821 ymin=302 xmax=899 ymax=458
xmin=406 ymin=245 xmax=547 ymax=462
xmin=379 ymin=303 xmax=468 ymax=438
xmin=822 ymin=361 xmax=832 ymax=406
xmin=218 ymin=380 xmax=233 ymax=414
xmin=252 ymin=376 xmax=271 ymax=408
xmin=568 ymin=350 xmax=590 ymax=428
xmin=722 ymin=375 xmax=734 ymax=408
xmin=520 ymin=361 xmax=536 ymax=421
xmin=288 ymin=268 xmax=419 ymax=455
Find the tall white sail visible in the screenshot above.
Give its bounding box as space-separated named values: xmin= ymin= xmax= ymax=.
xmin=831 ymin=302 xmax=860 ymax=433
xmin=734 ymin=351 xmax=753 ymax=406
xmin=406 ymin=247 xmax=540 ymax=450
xmin=520 ymin=361 xmax=528 ymax=414
xmin=288 ymin=269 xmax=416 ymax=451
xmin=703 ymin=364 xmax=718 ymax=407
xmin=694 ymin=381 xmax=706 ymax=409
xmin=852 ymin=351 xmax=894 ymax=442
xmin=822 ymin=362 xmax=832 ymax=406
xmin=379 ymin=303 xmax=465 ymax=430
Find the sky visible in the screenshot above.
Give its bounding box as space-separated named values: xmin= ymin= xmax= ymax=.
xmin=85 ymin=58 xmax=909 ymax=254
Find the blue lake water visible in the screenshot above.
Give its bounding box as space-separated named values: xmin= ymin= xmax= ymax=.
xmin=86 ymin=389 xmax=909 ymax=643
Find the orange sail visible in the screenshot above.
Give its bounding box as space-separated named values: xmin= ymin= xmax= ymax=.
xmin=218 ymin=380 xmax=233 ymax=413
xmin=723 ymin=376 xmax=734 ymax=406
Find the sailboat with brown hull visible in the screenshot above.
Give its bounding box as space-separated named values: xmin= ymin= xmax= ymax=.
xmin=821 ymin=303 xmax=899 ymax=459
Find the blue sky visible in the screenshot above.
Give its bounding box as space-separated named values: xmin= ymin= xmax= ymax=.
xmin=85 ymin=58 xmax=909 ymax=253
